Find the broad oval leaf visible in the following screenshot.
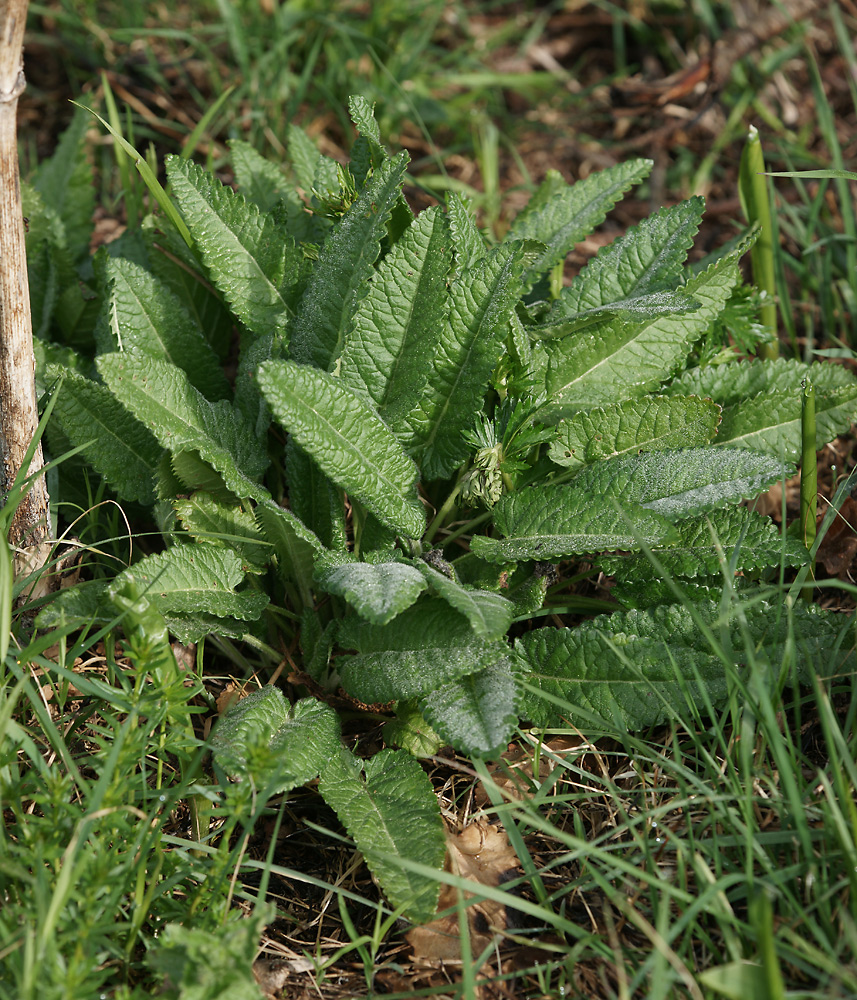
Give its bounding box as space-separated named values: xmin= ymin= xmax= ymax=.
xmin=338 ymin=598 xmax=508 ymax=703
xmin=166 ymin=156 xmax=301 ymax=337
xmin=472 ymin=483 xmax=675 ymax=564
xmin=211 ymin=688 xmax=340 ymax=793
xmin=97 ymin=352 xmax=268 ymax=500
xmin=318 ymin=746 xmax=447 ymax=923
xmin=515 ymin=600 xmax=854 ymax=729
xmin=549 ymin=395 xmax=721 ymax=470
xmin=417 ymin=563 xmax=513 ymax=640
xmin=419 ymin=658 xmax=519 ymax=758
xmin=103 ymin=256 xmax=230 ymax=400
xmin=48 ymin=366 xmax=162 ymax=504
xmin=315 ymin=553 xmax=427 ymax=625
xmin=112 ymin=544 xmax=268 ymax=622
xmin=571 ymin=447 xmax=791 ymax=520
xmin=174 ymin=492 xmax=270 ymax=574
xmin=258 ymin=360 xmax=425 ymax=539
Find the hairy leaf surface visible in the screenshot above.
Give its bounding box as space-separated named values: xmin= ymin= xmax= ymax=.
xmin=259 ymin=361 xmax=425 ymax=538
xmin=318 ymin=746 xmax=446 ymax=923
xmin=471 ymin=484 xmax=674 ymax=563
xmin=597 ymin=506 xmax=808 ymax=581
xmin=98 ymin=353 xmax=269 ymax=500
xmin=112 ymin=545 xmax=268 ymax=621
xmin=339 ymin=206 xmax=451 ymax=426
xmin=174 ymin=493 xmax=270 ymax=574
xmin=338 ymin=599 xmax=507 ymax=703
xmin=166 ymin=156 xmax=301 ymax=338
xmin=103 ymin=257 xmax=229 ymax=400
xmin=417 ymin=563 xmax=514 ymax=640
xmin=289 ymin=151 xmax=410 ymax=370
xmin=667 ymin=357 xmax=853 ymax=406
xmin=314 ymin=553 xmax=427 ymax=625
xmin=549 ymin=395 xmax=721 ymax=470
xmin=507 ymin=159 xmax=652 ymax=291
xmin=572 ymin=447 xmax=790 ymax=520
xmin=543 ymin=252 xmax=741 ymax=416
xmin=211 ymin=689 xmax=340 ymax=793
xmin=419 ymin=658 xmax=519 ymax=758
xmin=515 ymin=601 xmax=853 ymax=728
xmin=408 ymin=240 xmax=539 ymax=479
xmin=48 ymin=367 xmax=162 ymax=504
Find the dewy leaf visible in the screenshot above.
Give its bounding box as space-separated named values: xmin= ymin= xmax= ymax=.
xmin=713 ymin=385 xmax=857 ymax=462
xmin=506 ymin=159 xmax=653 ymax=292
xmin=211 ymin=688 xmax=340 ymax=793
xmin=574 ymin=447 xmax=791 ymax=520
xmin=174 ymin=493 xmax=270 ymax=574
xmin=103 ymin=257 xmax=230 ymax=400
xmin=48 ymin=367 xmax=162 ymax=504
xmin=166 ymin=156 xmax=301 ymax=338
xmin=408 ymin=240 xmax=540 ymax=479
xmin=97 ymin=352 xmax=269 ymax=500
xmin=318 ymin=746 xmax=447 ymax=923
xmin=339 ymin=206 xmax=452 ymax=427
xmin=419 ymin=658 xmax=519 ymax=758
xmin=338 ymin=598 xmax=508 ymax=704
xmin=347 ymin=94 xmax=382 ymax=145
xmin=289 ymin=151 xmax=410 ymax=370
xmin=549 ymin=395 xmax=721 ymax=470
xmin=258 ymin=360 xmax=425 ymax=538
xmin=667 ymin=357 xmax=854 ymax=406
xmin=597 ymin=506 xmax=808 ymax=582
xmin=112 ymin=544 xmax=268 ymax=621
xmin=552 ymin=197 xmax=705 ymax=317
xmin=446 ymin=192 xmax=485 ymax=272
xmin=417 ymin=563 xmax=513 ymax=640
xmin=543 ymin=251 xmax=742 ymax=417
xmin=471 ymin=483 xmax=674 ymax=564
xmin=314 ymin=553 xmax=427 ymax=625
xmin=515 ymin=600 xmax=854 ymax=729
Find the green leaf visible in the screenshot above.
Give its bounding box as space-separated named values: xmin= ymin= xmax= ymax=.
xmin=166 ymin=156 xmax=301 ymax=337
xmin=33 ymin=110 xmax=94 ymax=264
xmin=543 ymin=251 xmax=742 ymax=417
xmin=318 ymin=746 xmax=447 ymax=923
xmin=572 ymin=447 xmax=791 ymax=520
xmin=210 ymin=688 xmax=340 ymax=793
xmin=258 ymin=360 xmax=425 ymax=538
xmin=347 ymin=95 xmax=382 ymax=145
xmin=417 ymin=563 xmax=513 ymax=640
xmin=97 ymin=353 xmax=268 ymax=500
xmin=47 ymin=367 xmax=162 ymax=504
xmin=471 ymin=483 xmax=674 ymax=564
xmin=550 ymin=197 xmax=705 ymax=318
xmin=507 ymin=159 xmax=652 ymax=291
xmin=446 ymin=192 xmax=485 ymax=272
xmin=34 ymin=579 xmax=113 ymax=630
xmin=713 ymin=385 xmax=857 ymax=461
xmin=515 ymin=600 xmax=853 ymax=729
xmin=548 ymin=395 xmax=721 ymax=470
xmin=383 ymin=702 xmax=444 ymax=757
xmin=337 ymin=598 xmax=508 ymax=703
xmin=289 ymin=151 xmax=410 ymax=370
xmin=314 ymin=553 xmax=427 ymax=625
xmin=419 ymin=658 xmax=519 ymax=758
xmin=174 ymin=493 xmax=270 ymax=574
xmin=597 ymin=506 xmax=808 ymax=581
xmin=339 ymin=206 xmax=452 ymax=427
xmin=103 ymin=257 xmax=230 ymax=400
xmin=254 ymin=498 xmax=321 ymax=607
xmin=112 ymin=545 xmax=268 ymax=622
xmin=667 ymin=357 xmax=853 ymax=405
xmin=285 ymin=443 xmax=347 ymax=551
xmin=407 ymin=240 xmax=540 ymax=479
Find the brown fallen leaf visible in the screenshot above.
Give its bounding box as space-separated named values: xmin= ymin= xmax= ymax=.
xmin=407 ymin=819 xmax=520 ymax=966
xmin=474 ymin=735 xmax=584 ymax=805
xmin=816 ymin=495 xmax=857 ymax=577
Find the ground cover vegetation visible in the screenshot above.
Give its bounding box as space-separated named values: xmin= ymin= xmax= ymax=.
xmin=4 ymin=2 xmax=857 ymax=998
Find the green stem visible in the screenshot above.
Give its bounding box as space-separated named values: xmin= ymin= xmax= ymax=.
xmin=801 ymin=374 xmax=817 ymax=600
xmin=424 ymin=471 xmax=469 ymax=545
xmin=739 ymin=124 xmax=779 ymax=359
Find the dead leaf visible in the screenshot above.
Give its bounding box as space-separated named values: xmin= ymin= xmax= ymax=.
xmin=474 ymin=736 xmax=583 ymax=805
xmin=407 ymin=819 xmax=520 ymax=965
xmin=816 ymin=495 xmax=857 ymax=576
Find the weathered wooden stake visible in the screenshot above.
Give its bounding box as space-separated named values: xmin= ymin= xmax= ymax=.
xmin=0 ymin=0 xmax=51 ymax=589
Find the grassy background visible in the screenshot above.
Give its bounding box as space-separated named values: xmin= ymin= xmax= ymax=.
xmin=4 ymin=3 xmax=857 ymax=998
